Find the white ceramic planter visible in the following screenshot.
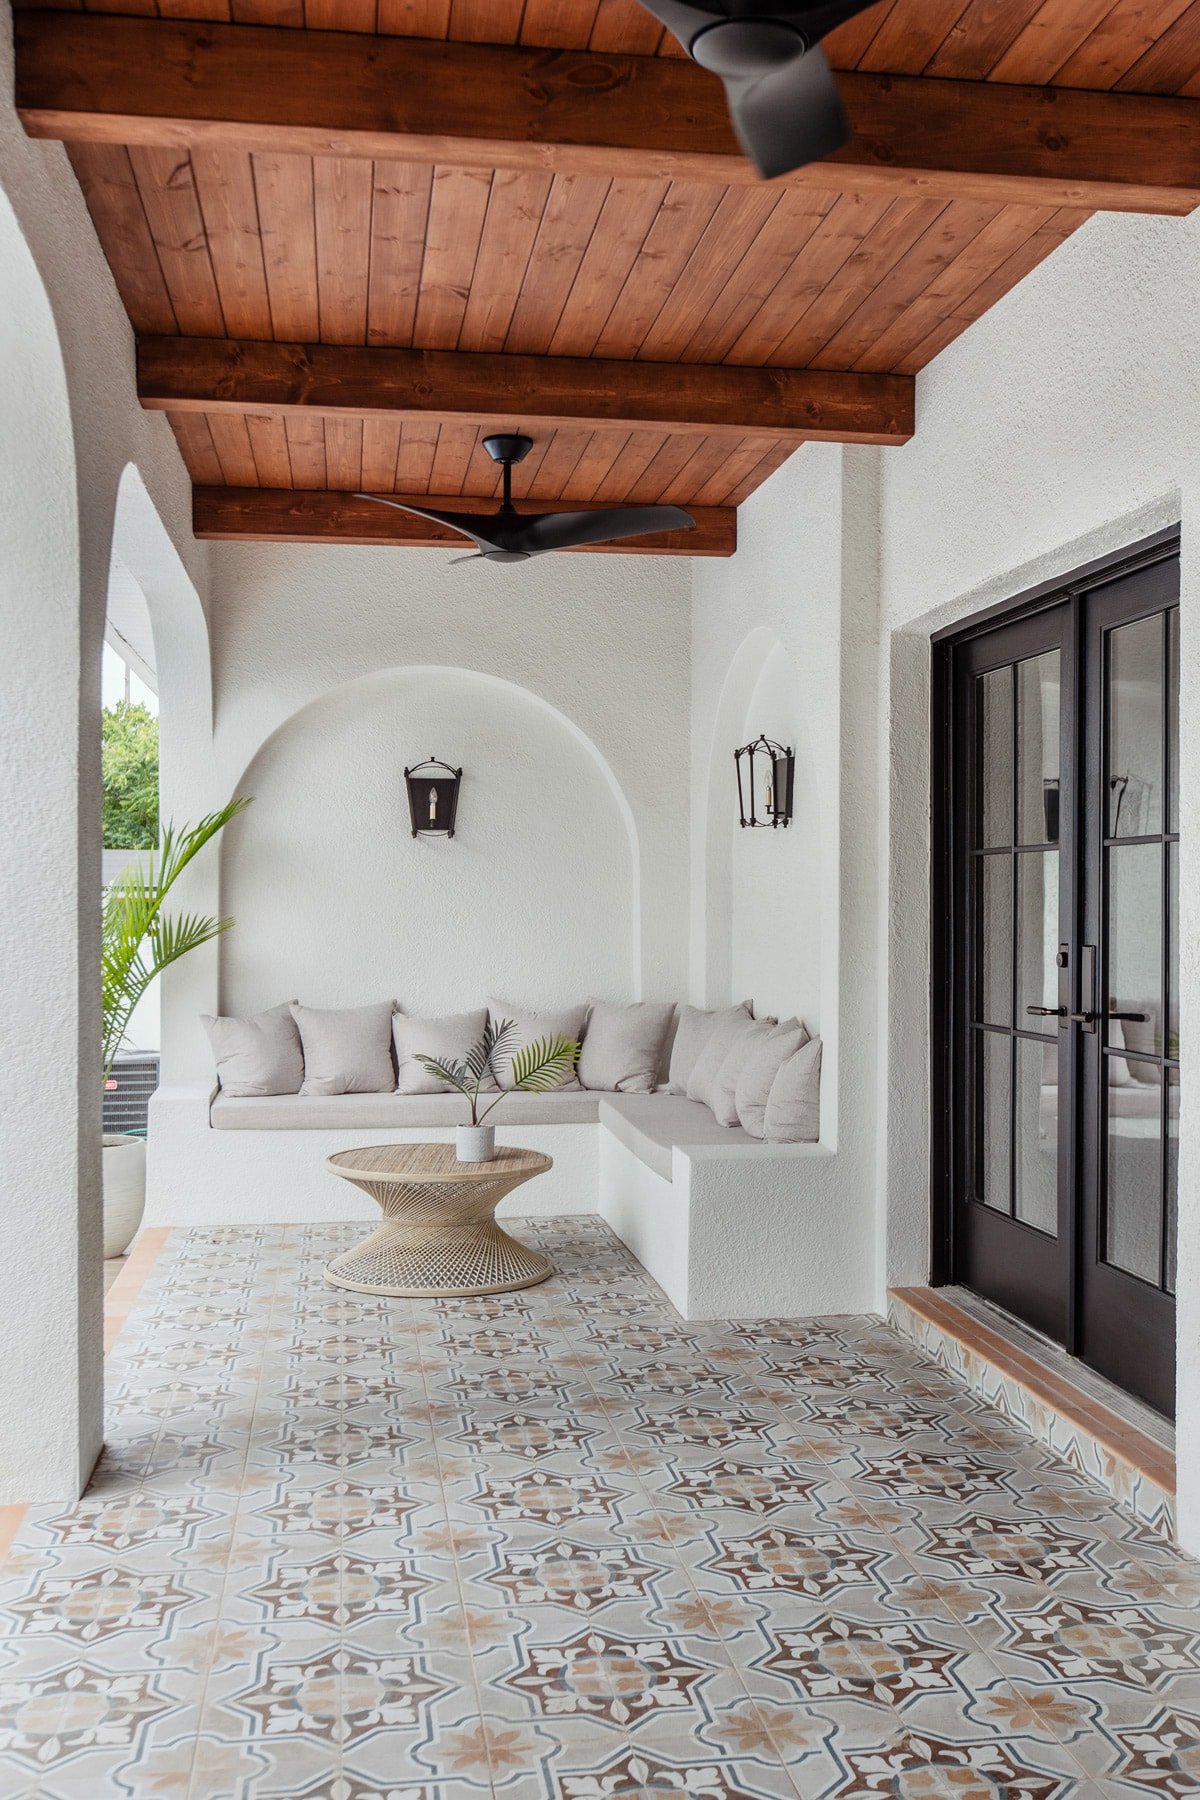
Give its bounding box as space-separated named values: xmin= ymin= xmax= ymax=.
xmin=456 ymin=1124 xmax=496 ymax=1164
xmin=103 ymin=1133 xmax=146 ymax=1258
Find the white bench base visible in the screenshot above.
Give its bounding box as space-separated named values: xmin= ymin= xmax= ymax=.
xmin=146 ymin=1086 xmax=868 ymax=1320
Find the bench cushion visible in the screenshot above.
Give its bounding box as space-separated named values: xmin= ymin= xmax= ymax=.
xmin=211 ymin=1091 xmax=603 ymax=1130
xmin=600 ymin=1094 xmax=755 ymax=1181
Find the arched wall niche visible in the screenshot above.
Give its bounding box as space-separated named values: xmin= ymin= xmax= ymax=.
xmin=217 ymin=666 xmax=641 ymax=1025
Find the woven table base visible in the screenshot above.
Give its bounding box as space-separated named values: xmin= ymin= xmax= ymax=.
xmin=323 ymin=1145 xmax=554 ymax=1298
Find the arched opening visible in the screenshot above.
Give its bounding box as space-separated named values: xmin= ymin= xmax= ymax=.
xmin=106 ymin=464 xmax=218 ymax=1085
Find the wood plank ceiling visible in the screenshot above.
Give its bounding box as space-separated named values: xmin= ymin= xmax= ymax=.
xmin=15 ymin=0 xmax=1200 ymax=553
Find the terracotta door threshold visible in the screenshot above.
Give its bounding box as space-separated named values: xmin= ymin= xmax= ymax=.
xmin=889 ymin=1284 xmax=1175 ymax=1541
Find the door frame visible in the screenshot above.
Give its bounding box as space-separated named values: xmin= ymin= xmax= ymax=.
xmin=929 ymin=527 xmax=1181 ymax=1348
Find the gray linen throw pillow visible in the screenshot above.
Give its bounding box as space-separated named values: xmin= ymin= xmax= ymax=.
xmin=202 ymin=1001 xmax=303 ymax=1097
xmin=578 ymin=1000 xmax=675 ymax=1093
xmin=393 ymin=1008 xmax=490 ymax=1095
xmin=488 ymin=1000 xmax=587 ymax=1091
xmin=292 ymin=1001 xmax=397 ymax=1095
xmin=763 ymin=1036 xmax=823 ymax=1143
xmin=709 ymin=1016 xmax=799 ymax=1128
xmin=687 ymin=1008 xmax=762 ymax=1111
xmin=735 ymin=1018 xmax=810 ymax=1137
xmin=667 ymin=1001 xmax=752 ymax=1095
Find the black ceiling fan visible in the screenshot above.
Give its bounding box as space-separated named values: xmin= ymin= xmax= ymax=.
xmin=636 ymin=2 xmax=876 ymax=180
xmin=356 ymin=433 xmax=695 ymax=563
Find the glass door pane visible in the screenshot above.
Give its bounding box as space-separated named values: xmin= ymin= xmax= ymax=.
xmin=1101 ymin=608 xmax=1179 ymax=1298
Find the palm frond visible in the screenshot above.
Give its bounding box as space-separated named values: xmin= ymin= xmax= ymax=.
xmin=413 ymin=1054 xmax=471 ymax=1097
xmin=509 ymin=1035 xmax=581 ymax=1093
xmin=102 ymin=797 xmax=250 ymax=1075
xmin=465 ymin=1018 xmax=510 ymax=1084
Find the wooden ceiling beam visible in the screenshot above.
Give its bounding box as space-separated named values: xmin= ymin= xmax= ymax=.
xmin=193 ymin=486 xmax=735 ymax=556
xmin=17 ymin=12 xmax=1200 ymax=215
xmin=139 ymin=337 xmax=914 ymax=446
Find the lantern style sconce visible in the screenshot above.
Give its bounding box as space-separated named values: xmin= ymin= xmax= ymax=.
xmin=735 ymin=735 xmax=795 ymax=830
xmin=405 ymin=755 xmax=462 ymax=838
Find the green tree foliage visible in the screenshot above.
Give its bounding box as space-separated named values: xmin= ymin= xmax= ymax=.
xmin=102 ymin=700 xmax=159 ymax=849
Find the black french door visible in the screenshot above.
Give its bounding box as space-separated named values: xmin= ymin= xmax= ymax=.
xmin=934 ymin=534 xmax=1180 ymax=1417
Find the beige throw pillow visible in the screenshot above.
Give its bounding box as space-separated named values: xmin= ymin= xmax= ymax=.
xmin=764 ymin=1037 xmax=823 ymax=1144
xmin=708 ymin=1017 xmax=778 ymax=1127
xmin=578 ymin=1000 xmax=676 ymax=1093
xmin=202 ymin=1001 xmax=303 ymax=1097
xmin=292 ymin=1001 xmax=397 ymax=1096
xmin=667 ymin=1001 xmax=752 ymax=1095
xmin=393 ymin=1009 xmax=490 ymax=1095
xmin=687 ymin=1008 xmax=763 ymax=1111
xmin=488 ymin=1000 xmax=586 ymax=1091
xmin=733 ymin=1018 xmax=809 ymax=1136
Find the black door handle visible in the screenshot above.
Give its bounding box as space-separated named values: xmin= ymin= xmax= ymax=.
xmin=1026 ymin=1006 xmax=1066 ymax=1018
xmin=1107 ymin=1010 xmax=1147 ymax=1022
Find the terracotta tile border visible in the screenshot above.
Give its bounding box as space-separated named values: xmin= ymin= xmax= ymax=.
xmin=890 ymin=1285 xmax=1175 ymax=1495
xmin=1 ymin=1228 xmax=172 ymax=1566
xmin=104 ymin=1227 xmax=172 ymax=1354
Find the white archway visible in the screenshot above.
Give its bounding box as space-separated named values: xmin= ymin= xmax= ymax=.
xmin=109 ymin=464 xmax=220 ymax=1081
xmin=0 ymin=184 xmax=97 ymax=1502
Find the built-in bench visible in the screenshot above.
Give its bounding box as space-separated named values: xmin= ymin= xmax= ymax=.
xmin=147 ymin=1085 xmax=858 ymax=1319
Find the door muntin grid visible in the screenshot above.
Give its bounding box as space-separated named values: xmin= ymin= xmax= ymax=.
xmin=969 ymin=650 xmax=1062 ymax=1236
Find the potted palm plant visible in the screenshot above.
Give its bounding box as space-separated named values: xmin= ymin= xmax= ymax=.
xmin=102 ymin=800 xmax=249 ymax=1255
xmin=415 ymin=1018 xmax=581 ymax=1162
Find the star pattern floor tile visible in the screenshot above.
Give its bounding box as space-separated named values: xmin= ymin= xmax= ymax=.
xmin=1 ymin=1219 xmax=1199 ymax=1797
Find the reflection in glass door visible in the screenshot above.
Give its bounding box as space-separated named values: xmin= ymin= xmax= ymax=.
xmin=1079 ymin=579 xmax=1180 ymax=1414
xmin=937 ymin=536 xmax=1180 ymax=1416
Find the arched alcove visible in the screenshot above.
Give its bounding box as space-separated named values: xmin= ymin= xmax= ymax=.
xmin=217 ymin=666 xmax=640 ymax=1021
xmin=0 ymin=183 xmax=95 ymax=1501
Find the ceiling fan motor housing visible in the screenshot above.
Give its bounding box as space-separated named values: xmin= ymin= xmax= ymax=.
xmin=689 ymin=17 xmax=809 ymax=76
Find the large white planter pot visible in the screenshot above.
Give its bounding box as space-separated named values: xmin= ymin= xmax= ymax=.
xmin=103 ymin=1133 xmax=146 ymax=1258
xmin=456 ymin=1124 xmax=496 ymax=1164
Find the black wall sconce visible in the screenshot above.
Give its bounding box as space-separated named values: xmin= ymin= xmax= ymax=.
xmin=405 ymin=756 xmax=462 ymax=838
xmin=735 ymin=735 xmax=795 ymax=830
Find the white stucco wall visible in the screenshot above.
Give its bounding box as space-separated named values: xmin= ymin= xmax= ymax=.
xmin=875 ymin=208 xmax=1200 ymax=1548
xmin=220 ymin=665 xmax=639 ymax=1017
xmin=0 ymin=4 xmax=208 ymax=1502
xmin=688 ymin=441 xmax=882 ymax=1304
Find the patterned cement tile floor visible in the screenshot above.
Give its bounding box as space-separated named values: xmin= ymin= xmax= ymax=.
xmin=2 ymin=1220 xmax=1200 ymax=1799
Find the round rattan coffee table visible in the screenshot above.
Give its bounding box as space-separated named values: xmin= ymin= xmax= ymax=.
xmin=323 ymin=1141 xmax=553 ymax=1298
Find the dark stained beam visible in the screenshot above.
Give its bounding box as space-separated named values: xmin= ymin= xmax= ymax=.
xmin=16 ymin=12 xmax=1200 ymax=214
xmin=139 ymin=337 xmax=913 ymax=446
xmin=192 ymin=486 xmax=736 ymax=557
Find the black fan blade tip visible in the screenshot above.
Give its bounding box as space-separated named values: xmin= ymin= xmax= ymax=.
xmin=513 ymin=504 xmax=697 ymax=555
xmin=727 ymin=46 xmax=849 ymax=182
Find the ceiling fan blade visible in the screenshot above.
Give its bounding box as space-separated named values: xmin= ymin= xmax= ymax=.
xmin=449 ymin=552 xmax=485 ymax=564
xmin=510 ymin=505 xmax=696 ymax=556
xmin=354 ymin=492 xmax=503 ymax=553
xmin=725 ymin=45 xmax=849 ymax=180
